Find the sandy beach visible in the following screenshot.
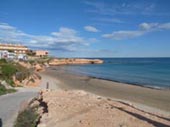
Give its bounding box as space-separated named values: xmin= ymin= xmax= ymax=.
xmin=37 ymin=90 xmax=170 ymax=127
xmin=41 ymin=66 xmax=170 ymax=115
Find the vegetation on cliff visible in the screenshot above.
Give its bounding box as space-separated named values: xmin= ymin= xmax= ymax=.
xmin=0 ymin=59 xmax=29 ymax=85
xmin=0 ymin=59 xmax=31 ymax=95
xmin=14 ymin=97 xmax=46 ymax=127
xmin=14 ymin=104 xmax=40 ymax=127
xmin=0 ymin=85 xmax=16 ymax=95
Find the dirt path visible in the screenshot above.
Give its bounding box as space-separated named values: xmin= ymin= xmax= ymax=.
xmin=39 ymin=72 xmax=62 ymax=90
xmin=0 ymin=72 xmax=60 ymax=127
xmin=0 ymin=89 xmax=38 ymax=127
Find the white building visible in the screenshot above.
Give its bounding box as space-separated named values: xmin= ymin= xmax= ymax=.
xmin=7 ymin=52 xmax=17 ymax=59
xmin=0 ymin=50 xmax=27 ymax=61
xmin=0 ymin=43 xmax=29 ymax=60
xmin=18 ymin=54 xmax=28 ymax=61
xmin=0 ymin=50 xmax=9 ymax=59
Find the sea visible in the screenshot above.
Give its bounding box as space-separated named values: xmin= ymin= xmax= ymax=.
xmin=61 ymin=58 xmax=170 ymax=89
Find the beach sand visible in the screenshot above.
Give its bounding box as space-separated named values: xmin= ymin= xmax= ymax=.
xmin=41 ymin=66 xmax=170 ymax=115
xmin=38 ymin=90 xmax=170 ymax=127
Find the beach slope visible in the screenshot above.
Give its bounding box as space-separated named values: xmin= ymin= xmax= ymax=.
xmin=38 ymin=90 xmax=170 ymax=127
xmin=42 ymin=67 xmax=170 ymax=113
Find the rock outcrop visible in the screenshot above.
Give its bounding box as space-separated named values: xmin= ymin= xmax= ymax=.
xmin=34 ymin=64 xmax=44 ymax=71
xmin=13 ymin=73 xmax=41 ymax=87
xmin=49 ymin=58 xmax=103 ymax=66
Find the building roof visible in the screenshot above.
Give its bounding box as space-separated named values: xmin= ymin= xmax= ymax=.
xmin=0 ymin=43 xmax=28 ymax=48
xmin=0 ymin=43 xmax=28 ymax=51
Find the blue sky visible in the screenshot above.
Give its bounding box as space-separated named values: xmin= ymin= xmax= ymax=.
xmin=0 ymin=0 xmax=170 ymax=57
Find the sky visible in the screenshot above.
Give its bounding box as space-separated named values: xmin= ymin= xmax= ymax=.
xmin=0 ymin=0 xmax=170 ymax=57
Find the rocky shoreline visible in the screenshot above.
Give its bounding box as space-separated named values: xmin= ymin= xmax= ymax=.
xmin=49 ymin=58 xmax=103 ymax=66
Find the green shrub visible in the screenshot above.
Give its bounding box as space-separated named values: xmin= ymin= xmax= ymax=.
xmin=0 ymin=59 xmax=7 ymax=64
xmin=6 ymin=88 xmax=16 ymax=93
xmin=0 ymin=85 xmax=16 ymax=95
xmin=14 ymin=106 xmax=39 ymax=127
xmin=15 ymin=72 xmax=30 ymax=82
xmin=0 ymin=61 xmax=31 ymax=87
xmin=28 ymin=60 xmax=35 ymax=65
xmin=0 ymin=85 xmax=6 ymax=95
xmin=1 ymin=64 xmax=17 ymax=79
xmin=6 ymin=79 xmax=15 ymax=87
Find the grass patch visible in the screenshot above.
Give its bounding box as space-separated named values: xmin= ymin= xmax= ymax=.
xmin=0 ymin=60 xmax=30 ymax=86
xmin=0 ymin=85 xmax=16 ymax=96
xmin=28 ymin=60 xmax=35 ymax=65
xmin=1 ymin=63 xmax=17 ymax=79
xmin=0 ymin=58 xmax=7 ymax=64
xmin=6 ymin=79 xmax=15 ymax=87
xmin=14 ymin=105 xmax=40 ymax=127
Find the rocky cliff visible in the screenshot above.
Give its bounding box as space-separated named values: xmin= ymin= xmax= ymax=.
xmin=49 ymin=58 xmax=103 ymax=66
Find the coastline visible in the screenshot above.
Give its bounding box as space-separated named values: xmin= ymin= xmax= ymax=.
xmin=61 ymin=72 xmax=170 ymax=90
xmin=58 ymin=65 xmax=170 ymax=90
xmin=41 ymin=66 xmax=170 ymax=114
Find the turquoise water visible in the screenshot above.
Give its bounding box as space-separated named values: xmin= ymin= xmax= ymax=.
xmin=61 ymin=58 xmax=170 ymax=89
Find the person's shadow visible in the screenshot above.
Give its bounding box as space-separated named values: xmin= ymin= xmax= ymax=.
xmin=0 ymin=118 xmax=2 ymax=127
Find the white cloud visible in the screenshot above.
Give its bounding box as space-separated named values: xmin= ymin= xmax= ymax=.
xmin=0 ymin=23 xmax=28 ymax=42
xmin=51 ymin=27 xmax=84 ymax=44
xmin=139 ymin=22 xmax=170 ymax=31
xmin=51 ymin=27 xmax=76 ymax=37
xmin=102 ymin=22 xmax=170 ymax=40
xmin=139 ymin=23 xmax=158 ymax=30
xmin=0 ymin=22 xmax=89 ymax=52
xmin=84 ymin=25 xmax=100 ymax=32
xmin=0 ymin=23 xmax=16 ymax=30
xmin=102 ymin=30 xmax=144 ymax=40
xmin=158 ymin=23 xmax=170 ymax=30
xmin=85 ymin=1 xmax=170 ymax=16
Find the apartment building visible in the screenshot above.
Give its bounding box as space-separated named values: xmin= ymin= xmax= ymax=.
xmin=35 ymin=50 xmax=48 ymax=57
xmin=0 ymin=43 xmax=29 ymax=54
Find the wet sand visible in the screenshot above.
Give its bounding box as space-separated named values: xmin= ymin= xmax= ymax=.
xmin=42 ymin=66 xmax=170 ymax=114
